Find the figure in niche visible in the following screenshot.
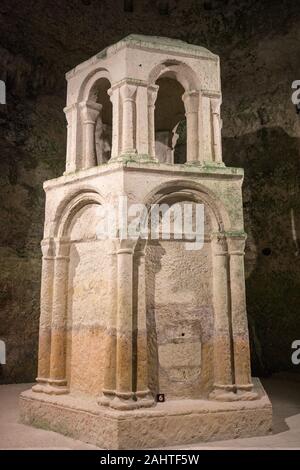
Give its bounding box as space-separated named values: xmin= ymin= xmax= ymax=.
xmin=94 ymin=78 xmax=112 ymax=164
xmin=154 ymin=77 xmax=186 ymax=164
xmin=173 ymin=120 xmax=186 ymax=164
xmin=95 ymin=115 xmax=112 ymax=164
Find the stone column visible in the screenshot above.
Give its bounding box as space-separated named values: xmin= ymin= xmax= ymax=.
xmin=111 ymin=239 xmax=137 ymax=409
xmin=209 ymin=233 xmax=235 ymax=401
xmin=120 ymin=83 xmax=137 ymax=155
xmin=211 ymin=97 xmax=223 ymax=164
xmin=48 ymin=239 xmax=70 ymax=394
xmin=98 ymin=241 xmax=117 ymax=406
xmin=32 ymin=238 xmax=55 ymax=393
xmin=147 ymin=85 xmax=159 ymax=160
xmin=64 ymin=105 xmax=75 ymax=173
xmin=134 ymin=249 xmax=154 ymax=408
xmin=79 ymin=100 xmax=102 ymax=169
xmin=227 ymin=235 xmax=257 ymax=399
xmin=64 ymin=103 xmax=81 ymax=173
xmin=182 ymin=90 xmax=199 ymax=163
xmin=108 ymin=87 xmax=121 ymax=160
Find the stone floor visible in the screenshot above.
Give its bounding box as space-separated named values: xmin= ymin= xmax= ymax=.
xmin=0 ymin=375 xmax=299 ymax=449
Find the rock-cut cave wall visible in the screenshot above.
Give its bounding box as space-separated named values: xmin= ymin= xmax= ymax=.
xmin=1 ymin=0 xmax=300 ymax=383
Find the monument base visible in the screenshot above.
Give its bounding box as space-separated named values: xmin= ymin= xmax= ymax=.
xmin=19 ymin=378 xmax=272 ymax=449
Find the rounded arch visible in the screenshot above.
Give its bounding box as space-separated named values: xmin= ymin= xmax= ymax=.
xmin=79 ymin=68 xmax=112 ymax=102
xmin=142 ymin=179 xmax=231 ymax=233
xmin=53 ymin=189 xmax=104 ymax=239
xmin=148 ymin=60 xmax=200 ymax=91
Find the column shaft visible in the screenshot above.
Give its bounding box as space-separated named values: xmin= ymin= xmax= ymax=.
xmin=33 ymin=239 xmax=55 ymax=392
xmin=108 ymin=87 xmax=120 ymax=159
xmin=99 ymin=244 xmax=117 ymax=405
xmin=79 ymin=101 xmax=101 ymax=169
xmin=135 ymin=251 xmax=153 ymax=406
xmin=115 ymin=247 xmax=133 ymax=394
xmin=183 ymin=91 xmax=199 ymax=163
xmin=228 ymin=236 xmax=253 ymax=391
xmin=147 ymin=85 xmax=159 ymax=160
xmin=120 ymin=83 xmax=137 ymax=154
xmin=48 ymin=240 xmax=70 ymax=393
xmin=210 ymin=235 xmax=234 ymax=399
xmin=211 ymin=98 xmax=222 ymax=164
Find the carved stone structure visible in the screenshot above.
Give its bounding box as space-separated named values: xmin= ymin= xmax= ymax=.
xmin=20 ymin=35 xmax=272 ymax=449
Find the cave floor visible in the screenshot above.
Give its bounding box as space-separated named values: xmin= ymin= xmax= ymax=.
xmin=0 ymin=374 xmax=299 ymax=450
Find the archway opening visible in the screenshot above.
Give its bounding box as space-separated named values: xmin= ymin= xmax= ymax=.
xmin=154 ymin=77 xmax=186 ymax=164
xmin=145 ymin=192 xmax=215 ymax=399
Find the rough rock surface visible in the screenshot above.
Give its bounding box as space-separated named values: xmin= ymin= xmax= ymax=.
xmin=1 ymin=0 xmax=300 ymax=382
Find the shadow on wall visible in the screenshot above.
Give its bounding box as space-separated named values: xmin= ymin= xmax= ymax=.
xmin=223 ymin=126 xmax=300 ymax=377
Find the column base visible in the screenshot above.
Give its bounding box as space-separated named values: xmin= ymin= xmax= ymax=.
xmin=236 ymin=383 xmax=259 ymax=400
xmin=209 ymin=386 xmax=238 ymax=402
xmin=209 ymin=383 xmax=259 ymax=401
xmin=32 ymin=378 xmax=68 ymax=395
xmin=109 ymin=153 xmax=158 ymax=164
xmin=98 ymin=389 xmax=155 ymax=410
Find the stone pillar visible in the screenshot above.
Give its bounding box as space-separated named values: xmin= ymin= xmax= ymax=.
xmin=136 ymin=85 xmax=149 ymax=156
xmin=32 ymin=239 xmax=55 ymax=393
xmin=111 ymin=239 xmax=137 ymax=409
xmin=64 ymin=105 xmax=75 ymax=173
xmin=98 ymin=242 xmax=117 ymax=406
xmin=120 ymin=83 xmax=137 ymax=155
xmin=227 ymin=235 xmax=257 ymax=399
xmin=211 ymin=97 xmax=223 ymax=164
xmin=48 ymin=239 xmax=70 ymax=394
xmin=134 ymin=249 xmax=154 ymax=407
xmin=79 ymin=101 xmax=102 ymax=169
xmin=209 ymin=234 xmax=235 ymax=401
xmin=182 ymin=90 xmax=199 ymax=163
xmin=147 ymin=84 xmax=159 ymax=160
xmin=64 ymin=103 xmax=81 ymax=173
xmin=108 ymin=87 xmax=121 ymax=159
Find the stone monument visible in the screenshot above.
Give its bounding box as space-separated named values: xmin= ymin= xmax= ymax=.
xmin=20 ymin=35 xmax=272 ymax=449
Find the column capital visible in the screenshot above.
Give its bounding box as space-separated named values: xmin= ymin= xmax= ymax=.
xmin=54 ymin=238 xmax=71 ymax=258
xmin=211 ymin=232 xmax=228 ymax=255
xmin=147 ymin=84 xmax=159 ymax=106
xmin=41 ymin=238 xmax=55 ymax=258
xmin=79 ymin=100 xmax=102 ymax=123
xmin=210 ymin=96 xmax=222 ymax=115
xmin=119 ymin=82 xmax=138 ymax=101
xmin=63 ymin=103 xmax=77 ymax=123
xmin=225 ymin=232 xmax=247 ymax=255
xmin=182 ymin=90 xmax=199 ymax=113
xmin=116 ymin=238 xmax=138 ymax=254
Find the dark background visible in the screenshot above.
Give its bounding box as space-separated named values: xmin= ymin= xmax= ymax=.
xmin=1 ymin=0 xmax=300 ymax=383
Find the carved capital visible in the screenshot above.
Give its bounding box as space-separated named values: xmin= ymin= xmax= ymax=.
xmin=227 ymin=234 xmax=247 ymax=256
xmin=41 ymin=238 xmax=55 ymax=259
xmin=54 ymin=238 xmax=71 ymax=259
xmin=79 ymin=100 xmax=102 ymax=123
xmin=147 ymin=84 xmax=159 ymax=107
xmin=120 ymin=83 xmax=137 ymax=102
xmin=210 ymin=97 xmax=222 ymax=115
xmin=63 ymin=104 xmax=77 ymax=126
xmin=182 ymin=90 xmax=199 ymax=113
xmin=211 ymin=232 xmax=228 ymax=256
xmin=116 ymin=238 xmax=138 ymax=254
